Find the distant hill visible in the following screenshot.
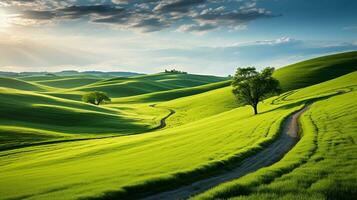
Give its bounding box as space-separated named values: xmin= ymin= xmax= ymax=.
xmin=55 ymin=70 xmax=144 ymax=77
xmin=0 ymin=77 xmax=45 ymax=91
xmin=0 ymin=70 xmax=144 ymax=79
xmin=273 ymin=51 xmax=357 ymax=91
xmin=71 ymin=73 xmax=228 ymax=98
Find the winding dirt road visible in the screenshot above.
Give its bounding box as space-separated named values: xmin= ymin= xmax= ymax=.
xmin=149 ymin=104 xmax=176 ymax=130
xmin=143 ymin=104 xmax=311 ymax=200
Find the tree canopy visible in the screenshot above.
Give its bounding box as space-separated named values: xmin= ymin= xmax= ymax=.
xmin=232 ymin=67 xmax=280 ymax=115
xmin=82 ymin=91 xmax=111 ymax=105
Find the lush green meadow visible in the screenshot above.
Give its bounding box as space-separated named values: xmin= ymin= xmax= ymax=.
xmin=0 ymin=88 xmax=301 ymax=199
xmin=0 ymin=73 xmax=225 ymax=150
xmin=273 ymin=51 xmax=357 ymax=91
xmin=0 ymin=52 xmax=356 ymax=200
xmin=193 ymin=73 xmax=357 ymax=200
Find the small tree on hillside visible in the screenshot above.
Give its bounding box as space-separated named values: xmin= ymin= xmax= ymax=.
xmin=82 ymin=91 xmax=111 ymax=105
xmin=232 ymin=67 xmax=280 ymax=115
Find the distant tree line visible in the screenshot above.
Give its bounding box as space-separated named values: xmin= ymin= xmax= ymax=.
xmin=164 ymin=69 xmax=187 ymax=74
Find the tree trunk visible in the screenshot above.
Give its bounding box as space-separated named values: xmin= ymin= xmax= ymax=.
xmin=253 ymin=104 xmax=258 ymax=115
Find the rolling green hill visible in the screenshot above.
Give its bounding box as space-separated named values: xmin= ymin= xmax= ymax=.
xmin=0 ymin=88 xmax=167 ymax=150
xmin=73 ymin=73 xmax=227 ymax=98
xmin=0 ymin=77 xmax=46 ymax=91
xmin=273 ymin=51 xmax=357 ymax=91
xmin=19 ymin=75 xmax=67 ymax=82
xmin=193 ymin=72 xmax=357 ymax=200
xmin=161 ymin=86 xmax=238 ymax=128
xmin=112 ymin=80 xmax=231 ymax=103
xmin=33 ymin=77 xmax=104 ymax=89
xmin=0 ymin=52 xmax=356 ymax=200
xmin=0 ymin=69 xmax=355 ymax=199
xmin=0 ymin=72 xmax=228 ymax=150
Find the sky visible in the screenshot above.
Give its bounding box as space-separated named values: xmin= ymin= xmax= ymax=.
xmin=0 ymin=0 xmax=356 ymax=76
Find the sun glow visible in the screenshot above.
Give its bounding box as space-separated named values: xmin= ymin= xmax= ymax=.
xmin=0 ymin=9 xmax=10 ymax=29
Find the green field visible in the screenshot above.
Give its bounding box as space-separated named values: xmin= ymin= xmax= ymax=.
xmin=193 ymin=72 xmax=357 ymax=200
xmin=273 ymin=51 xmax=357 ymax=91
xmin=0 ymin=52 xmax=356 ymax=200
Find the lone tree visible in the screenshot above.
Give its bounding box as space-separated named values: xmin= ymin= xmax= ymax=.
xmin=82 ymin=91 xmax=111 ymax=105
xmin=232 ymin=67 xmax=280 ymax=115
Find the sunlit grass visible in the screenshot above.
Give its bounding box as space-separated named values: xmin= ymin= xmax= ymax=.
xmin=0 ymin=53 xmax=355 ymax=200
xmin=192 ymin=73 xmax=357 ymax=200
xmin=2 ymin=71 xmax=355 ymax=199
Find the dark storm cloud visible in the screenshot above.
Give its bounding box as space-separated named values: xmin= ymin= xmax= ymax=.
xmin=4 ymin=0 xmax=277 ymax=32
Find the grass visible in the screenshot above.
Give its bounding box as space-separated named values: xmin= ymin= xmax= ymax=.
xmin=34 ymin=77 xmax=104 ymax=89
xmin=112 ymin=80 xmax=231 ymax=103
xmin=273 ymin=51 xmax=357 ymax=91
xmin=35 ymin=73 xmax=227 ymax=101
xmin=161 ymin=86 xmax=238 ymax=127
xmin=0 ymin=98 xmax=298 ymax=200
xmin=0 ymin=52 xmax=355 ymax=200
xmin=0 ymin=77 xmax=47 ymax=91
xmin=0 ymin=72 xmax=225 ymax=149
xmin=0 ymin=88 xmax=166 ymax=150
xmin=18 ymin=75 xmax=94 ymax=82
xmin=1 ymin=71 xmax=356 ymax=200
xmin=71 ymin=73 xmax=227 ymax=98
xmin=192 ymin=72 xmax=357 ymax=200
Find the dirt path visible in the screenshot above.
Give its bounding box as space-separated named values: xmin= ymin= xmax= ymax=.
xmin=149 ymin=104 xmax=176 ymax=130
xmin=143 ymin=104 xmax=310 ymax=200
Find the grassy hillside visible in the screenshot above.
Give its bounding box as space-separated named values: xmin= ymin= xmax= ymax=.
xmin=0 ymin=77 xmax=46 ymax=91
xmin=1 ymin=71 xmax=355 ymax=200
xmin=2 ymin=71 xmax=143 ymax=79
xmin=73 ymin=73 xmax=227 ymax=98
xmin=161 ymin=86 xmax=238 ymax=127
xmin=0 ymin=52 xmax=356 ymax=200
xmin=0 ymin=96 xmax=297 ymax=200
xmin=113 ymin=80 xmax=231 ymax=103
xmin=193 ymin=73 xmax=357 ymax=200
xmin=0 ymin=88 xmax=168 ymax=150
xmin=0 ymin=72 xmax=228 ymax=150
xmin=34 ymin=77 xmax=104 ymax=88
xmin=273 ymin=51 xmax=357 ymax=91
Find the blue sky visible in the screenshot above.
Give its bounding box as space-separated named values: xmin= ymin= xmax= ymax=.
xmin=0 ymin=0 xmax=356 ymax=75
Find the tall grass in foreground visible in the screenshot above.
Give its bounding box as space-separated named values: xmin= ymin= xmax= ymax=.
xmin=193 ymin=90 xmax=357 ymax=200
